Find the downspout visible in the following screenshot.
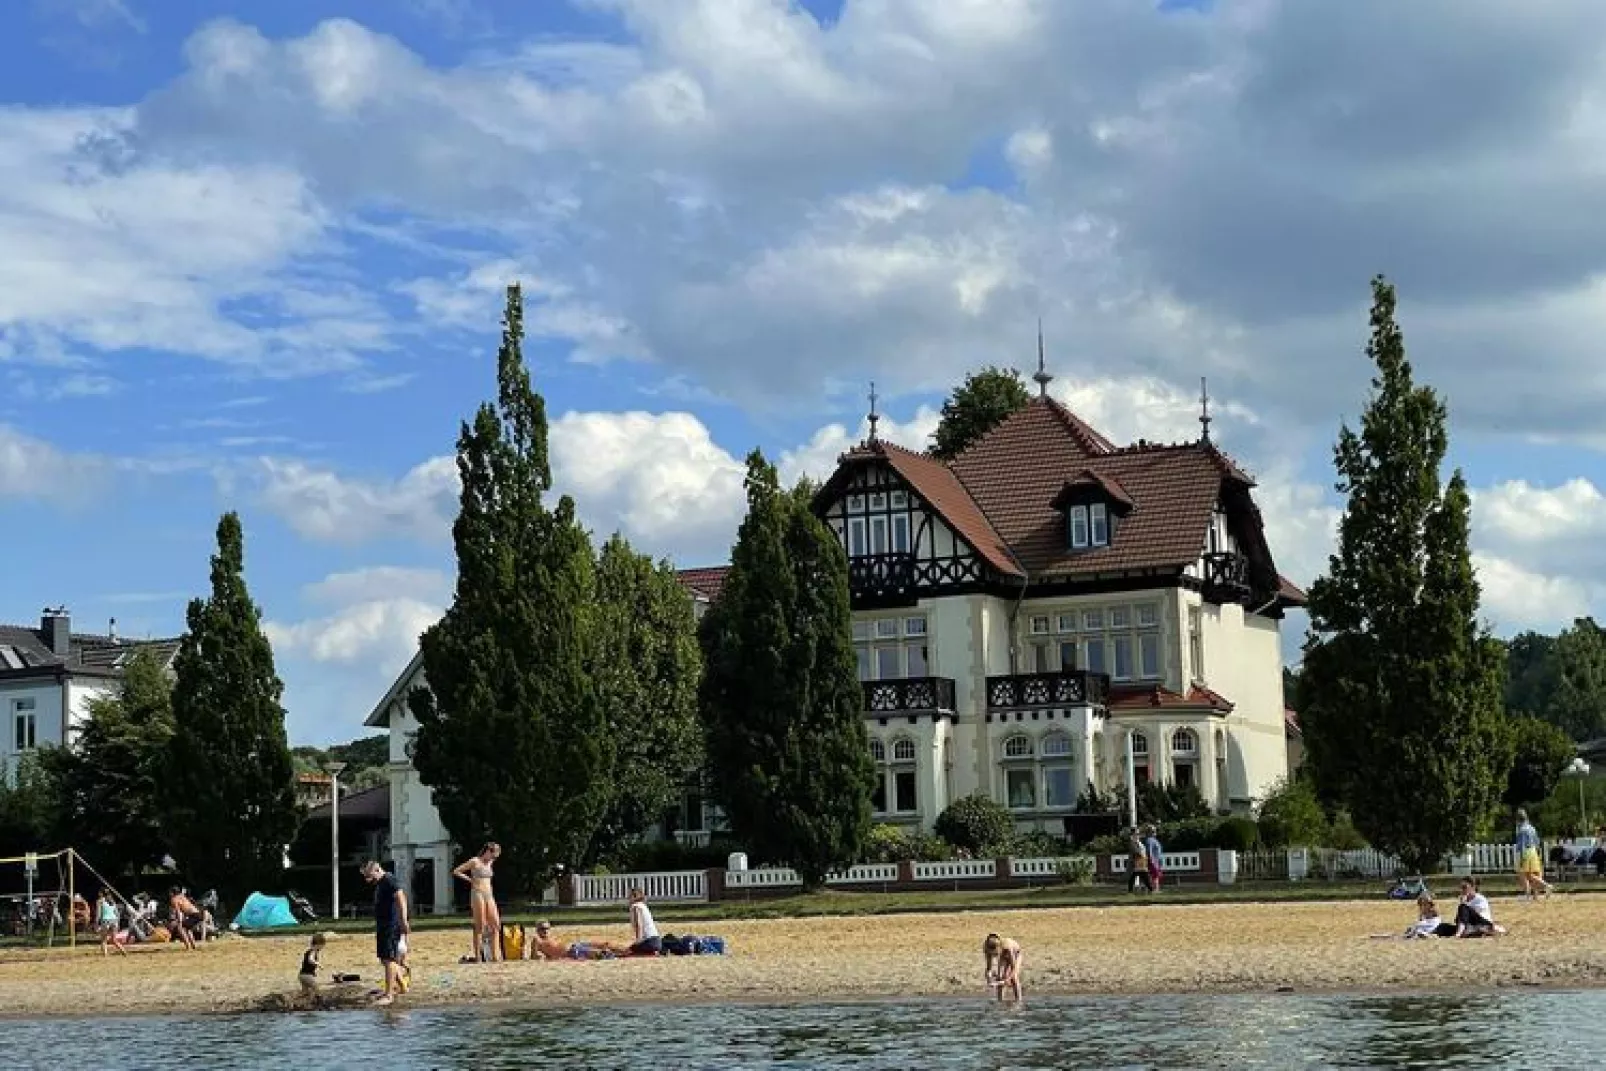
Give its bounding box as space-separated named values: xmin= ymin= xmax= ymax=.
xmin=1003 ymin=549 xmax=1033 ymax=675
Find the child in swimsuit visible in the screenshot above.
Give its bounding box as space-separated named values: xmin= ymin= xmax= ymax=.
xmin=982 ymin=933 xmax=1023 ymax=1002
xmin=299 ymin=933 xmax=326 ymax=996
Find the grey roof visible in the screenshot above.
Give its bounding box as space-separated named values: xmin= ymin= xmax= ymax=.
xmin=304 ymin=782 xmax=389 ymax=824
xmin=0 ymin=623 xmax=181 ymax=681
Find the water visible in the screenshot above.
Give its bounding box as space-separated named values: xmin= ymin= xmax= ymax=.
xmin=4 ymin=989 xmax=1596 ymax=1069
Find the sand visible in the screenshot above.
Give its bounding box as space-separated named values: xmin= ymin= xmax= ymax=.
xmin=4 ymin=895 xmax=1606 ymax=1019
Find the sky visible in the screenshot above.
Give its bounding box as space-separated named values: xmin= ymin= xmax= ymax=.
xmin=5 ymin=0 xmax=1606 ymax=746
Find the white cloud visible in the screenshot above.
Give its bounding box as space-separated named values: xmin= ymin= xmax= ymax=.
xmin=778 ymin=404 xmax=940 ymax=484
xmin=303 ymin=565 xmax=450 ymax=606
xmin=255 ymin=456 xmax=458 ymax=544
xmin=0 ymin=424 xmax=105 ymax=503
xmin=1472 ymin=553 xmax=1604 ymax=635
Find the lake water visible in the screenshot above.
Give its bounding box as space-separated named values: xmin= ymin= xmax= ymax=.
xmin=4 ymin=989 xmax=1594 ymax=1069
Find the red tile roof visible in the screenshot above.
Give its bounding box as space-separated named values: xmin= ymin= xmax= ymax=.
xmin=1277 ymin=575 xmax=1307 ymax=607
xmin=676 ymin=566 xmax=730 ymax=601
xmin=1108 ymin=684 xmax=1236 ymax=713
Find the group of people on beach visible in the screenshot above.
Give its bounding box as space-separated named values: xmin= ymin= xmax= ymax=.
xmin=1392 ymin=877 xmax=1506 ymax=939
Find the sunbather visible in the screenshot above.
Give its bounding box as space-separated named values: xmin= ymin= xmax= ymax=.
xmin=528 ymin=920 xmax=630 ymax=960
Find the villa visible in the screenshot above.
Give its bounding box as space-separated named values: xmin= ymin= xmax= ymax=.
xmin=367 ymin=366 xmax=1303 ymax=908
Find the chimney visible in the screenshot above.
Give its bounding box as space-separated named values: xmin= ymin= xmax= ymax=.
xmin=108 ymin=617 xmax=119 ymax=644
xmin=42 ymin=607 xmax=70 ymax=657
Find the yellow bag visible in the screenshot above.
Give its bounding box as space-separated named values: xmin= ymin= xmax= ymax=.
xmin=501 ymin=923 xmax=524 ymax=961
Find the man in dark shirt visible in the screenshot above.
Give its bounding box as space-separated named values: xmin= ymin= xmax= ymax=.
xmin=361 ymin=860 xmax=410 ymax=1005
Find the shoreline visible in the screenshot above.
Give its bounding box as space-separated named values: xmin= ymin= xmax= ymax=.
xmin=5 ymin=897 xmax=1606 ymax=1021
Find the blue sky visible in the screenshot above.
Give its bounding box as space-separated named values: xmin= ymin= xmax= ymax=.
xmin=5 ymin=0 xmax=1606 ymax=745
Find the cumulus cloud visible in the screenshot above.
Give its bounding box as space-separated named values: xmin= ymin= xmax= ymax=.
xmin=255 ymin=456 xmax=459 ymax=544
xmin=0 ymin=424 xmax=106 ymax=503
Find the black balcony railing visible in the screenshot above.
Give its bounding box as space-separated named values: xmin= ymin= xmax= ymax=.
xmin=985 ymin=670 xmax=1109 ymax=711
xmin=862 ymin=676 xmax=957 ymax=714
xmin=848 ymin=552 xmax=916 ymax=595
xmin=1202 ymin=550 xmax=1251 ymax=602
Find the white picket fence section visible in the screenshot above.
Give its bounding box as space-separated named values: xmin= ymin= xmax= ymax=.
xmin=724 ymin=863 xmax=902 ymax=890
xmin=573 ymin=869 xmax=708 ymax=906
xmin=911 ymin=859 xmax=998 ymax=881
xmin=1466 ymin=843 xmax=1517 ymax=873
xmin=1109 ymin=851 xmax=1202 ymax=874
xmin=830 ymin=863 xmax=901 ymax=884
xmin=1009 ymin=855 xmax=1096 ymax=878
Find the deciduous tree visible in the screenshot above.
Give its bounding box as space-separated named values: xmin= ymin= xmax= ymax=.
xmin=165 ymin=513 xmax=299 ymax=895
xmin=930 ymin=366 xmax=1030 ymax=460
xmin=410 ymin=284 xmax=608 ymax=893
xmin=1300 ymin=276 xmax=1511 ymax=870
xmin=1504 ymin=716 xmax=1577 ymax=810
xmin=699 ymin=451 xmax=875 ymax=886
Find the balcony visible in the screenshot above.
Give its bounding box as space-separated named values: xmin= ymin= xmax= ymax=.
xmin=986 ymin=670 xmax=1109 ymax=711
xmin=862 ymin=676 xmax=957 ymax=716
xmin=1201 ymin=551 xmax=1251 ymax=604
xmin=848 ymin=552 xmax=917 ymax=605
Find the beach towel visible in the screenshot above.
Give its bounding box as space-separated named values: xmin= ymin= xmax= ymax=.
xmin=232 ymin=892 xmax=300 ymax=930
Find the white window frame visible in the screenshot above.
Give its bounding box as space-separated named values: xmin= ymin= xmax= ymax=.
xmin=1069 ymin=505 xmax=1089 ymax=548
xmin=1057 ymin=641 xmax=1078 ymax=671
xmin=905 ymin=641 xmax=928 ymax=677
xmin=1084 ymin=637 xmax=1107 ymax=674
xmin=1089 ymin=502 xmax=1109 ymax=546
xmin=1112 ymin=635 xmax=1133 ymax=680
xmin=1040 ymin=732 xmax=1076 ymax=810
xmin=14 ymin=703 xmax=37 ymax=752
xmin=890 ymin=491 xmax=908 ymax=508
xmin=1135 ymin=603 xmax=1158 ymax=628
xmin=889 ymin=737 xmax=918 ymax=814
xmin=891 ymin=514 xmax=911 ymax=553
xmin=1189 ymin=607 xmax=1205 ymax=683
xmin=904 ymin=617 xmax=927 ymax=637
xmin=870 ymin=515 xmax=889 ymax=554
xmin=1056 ymin=613 xmax=1078 ymax=633
xmin=1109 ymin=606 xmax=1131 ymax=629
xmin=1029 ymin=615 xmax=1051 ymax=635
xmin=875 ymin=619 xmax=899 ymax=639
xmin=848 ymin=494 xmax=866 ymax=512
xmin=1139 ymin=632 xmax=1161 ymax=679
xmin=874 ymin=646 xmax=902 ymax=680
xmin=1171 ymin=728 xmax=1199 ymax=757
xmin=848 ymin=518 xmax=866 ymax=557
xmin=869 ymin=492 xmax=888 ymax=511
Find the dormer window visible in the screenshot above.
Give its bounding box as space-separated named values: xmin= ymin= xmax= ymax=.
xmin=1067 ymin=503 xmax=1109 ymax=549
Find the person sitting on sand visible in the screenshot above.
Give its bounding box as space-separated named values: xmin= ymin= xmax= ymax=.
xmin=1404 ymin=892 xmax=1445 ymax=938
xmin=627 ymin=888 xmax=662 ymax=956
xmin=1453 ymin=877 xmax=1505 ymax=938
xmin=96 ymin=889 xmax=127 ymax=958
xmin=528 ymin=920 xmax=630 ymax=961
xmin=982 ymin=933 xmax=1023 ymax=1002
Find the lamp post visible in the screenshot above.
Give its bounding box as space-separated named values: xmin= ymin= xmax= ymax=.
xmin=1124 ymin=729 xmax=1139 ymax=830
xmin=327 ymin=762 xmax=347 ymax=920
xmin=1567 ymin=757 xmax=1591 ymax=831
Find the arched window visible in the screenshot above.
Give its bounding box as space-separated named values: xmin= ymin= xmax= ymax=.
xmin=1172 ymin=727 xmax=1200 ymax=791
xmin=1003 ymin=734 xmax=1034 ymax=759
xmin=892 ymin=738 xmax=917 ymax=763
xmin=1129 ymin=730 xmax=1151 ymax=785
xmin=869 ymin=737 xmax=916 ymax=815
xmin=1041 ymin=733 xmax=1073 ymax=757
xmin=869 ymin=738 xmax=886 ymax=763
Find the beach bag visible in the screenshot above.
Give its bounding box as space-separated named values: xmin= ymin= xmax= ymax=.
xmin=698 ymin=936 xmax=726 ymax=955
xmin=149 ymin=925 xmax=172 ymax=944
xmin=501 ymin=923 xmax=525 ymax=961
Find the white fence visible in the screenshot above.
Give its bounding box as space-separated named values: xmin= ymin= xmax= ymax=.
xmin=724 ymin=864 xmax=900 ymax=890
xmin=911 ymin=859 xmax=998 ymax=881
xmin=1108 ymin=851 xmax=1202 ymax=874
xmin=573 ymin=869 xmax=708 ymax=906
xmin=1009 ymin=856 xmax=1096 ymax=878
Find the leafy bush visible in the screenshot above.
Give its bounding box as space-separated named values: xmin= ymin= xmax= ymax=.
xmin=611 ymin=834 xmax=740 ymax=873
xmin=1256 ymin=775 xmax=1330 ymax=848
xmin=1012 ymin=829 xmax=1070 ymax=859
xmin=910 ymin=832 xmax=954 ymax=862
xmin=1083 ymin=832 xmax=1128 ymax=857
xmin=1055 ymin=856 xmax=1096 ymax=885
xmin=863 ymin=824 xmax=915 ymax=863
xmin=1211 ymin=816 xmax=1261 ymax=852
xmin=1327 ymin=810 xmax=1368 ymax=851
xmin=934 ymin=794 xmax=1016 ymax=856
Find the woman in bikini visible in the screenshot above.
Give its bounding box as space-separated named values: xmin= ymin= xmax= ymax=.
xmin=453 ymin=841 xmax=502 ymax=962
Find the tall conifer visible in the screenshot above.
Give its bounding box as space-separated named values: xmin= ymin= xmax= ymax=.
xmin=166 ymin=513 xmax=298 ymax=894
xmin=410 ymin=284 xmax=607 ymax=892
xmin=1301 ymin=277 xmax=1509 ymax=868
xmin=700 ymin=452 xmax=874 ymax=886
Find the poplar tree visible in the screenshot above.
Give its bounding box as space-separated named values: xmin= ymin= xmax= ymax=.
xmin=166 ymin=513 xmax=299 ymax=894
xmin=585 ymin=534 xmax=703 ymax=864
xmin=699 ymin=452 xmax=875 ymax=886
xmin=931 ymin=366 xmax=1030 ymax=459
xmin=1300 ymin=276 xmax=1510 ymax=869
xmin=410 ymin=284 xmax=608 ymax=892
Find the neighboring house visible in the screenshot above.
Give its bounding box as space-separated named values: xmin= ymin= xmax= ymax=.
xmin=0 ymin=609 xmax=181 ymax=775
xmin=799 ymin=377 xmax=1303 ymax=831
xmin=295 ymin=772 xmax=336 ymax=810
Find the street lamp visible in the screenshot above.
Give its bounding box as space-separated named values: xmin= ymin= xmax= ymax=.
xmin=327 ymin=762 xmax=347 ymax=920
xmin=1567 ymin=757 xmax=1591 ymax=831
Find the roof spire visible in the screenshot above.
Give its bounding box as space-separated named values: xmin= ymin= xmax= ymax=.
xmin=1199 ymin=376 xmax=1213 ymax=443
xmin=867 ymin=381 xmax=880 ymax=442
xmin=1032 ymin=318 xmax=1053 ymax=397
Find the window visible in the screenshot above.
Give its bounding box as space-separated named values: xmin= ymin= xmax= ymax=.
xmin=1006 ymin=768 xmax=1037 ymax=808
xmin=892 ymin=738 xmax=916 ymax=762
xmin=1083 ymin=609 xmax=1105 ymax=631
xmin=869 ymin=492 xmax=887 ymax=511
xmin=1042 ymin=732 xmax=1076 ymax=809
xmin=890 ymin=491 xmax=908 ymax=508
xmin=870 ymin=516 xmax=888 ymax=554
xmin=852 ymin=621 xmax=872 ymax=642
xmin=887 ymin=737 xmax=918 ymax=814
xmin=894 ymin=770 xmax=918 ymax=813
xmin=857 ymin=616 xmax=927 ymax=680
xmin=869 ymin=739 xmax=886 ymax=762
xmin=1032 ymin=643 xmax=1052 ymax=672
xmin=1003 ymin=734 xmax=1033 ymax=759
xmin=848 ymin=518 xmax=866 ymax=557
xmin=1112 ymin=636 xmax=1133 ymax=680
xmin=875 ymin=647 xmax=901 ymax=680
xmin=1029 ymin=615 xmax=1050 ymax=635
xmin=1090 ymin=503 xmax=1109 ymax=546
xmin=848 ymin=494 xmax=866 ymax=512
xmin=1109 ymin=606 xmax=1130 ymax=629
xmin=876 ymin=619 xmax=899 ymax=639
xmin=871 ymin=776 xmax=888 ymax=814
xmin=13 ymin=698 xmax=37 ymax=752
xmin=904 ymin=617 xmax=927 ymax=637
xmin=1058 ymin=641 xmax=1078 ymax=671
xmin=1139 ymin=633 xmax=1161 ymax=679
xmin=906 ymin=643 xmax=928 ymax=677
xmin=1130 ymin=731 xmax=1151 ymax=784
xmin=1136 ymin=603 xmax=1158 ymax=628
xmin=1069 ymin=505 xmax=1089 ymax=548
xmin=892 ymin=514 xmax=910 ymax=553
xmin=1189 ymin=607 xmax=1204 ymax=682
xmin=856 ymin=648 xmax=872 ymax=681
xmin=1171 ymin=728 xmax=1198 ymax=756
xmin=1056 ymin=613 xmax=1077 ymax=633
xmin=682 ymin=791 xmax=707 ymax=832
xmin=1084 ymin=638 xmax=1107 ymax=674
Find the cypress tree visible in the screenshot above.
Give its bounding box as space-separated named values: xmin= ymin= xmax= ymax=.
xmin=1301 ymin=276 xmax=1510 ymax=869
xmin=584 ymin=534 xmax=703 ymax=865
xmin=700 ymin=452 xmax=875 ymax=886
xmin=410 ymin=284 xmax=608 ymax=893
xmin=166 ymin=512 xmax=299 ymax=895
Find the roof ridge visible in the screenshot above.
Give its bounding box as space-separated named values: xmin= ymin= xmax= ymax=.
xmin=1106 ymin=438 xmax=1255 ymax=483
xmin=1041 ymin=396 xmax=1117 ymax=454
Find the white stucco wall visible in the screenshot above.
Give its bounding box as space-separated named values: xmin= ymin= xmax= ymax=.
xmin=1191 ymin=596 xmax=1289 ymax=806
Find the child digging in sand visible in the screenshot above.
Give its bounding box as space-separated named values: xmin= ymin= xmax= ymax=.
xmin=299 ymin=934 xmax=327 ymax=1002
xmin=982 ymin=934 xmax=1023 ymax=1002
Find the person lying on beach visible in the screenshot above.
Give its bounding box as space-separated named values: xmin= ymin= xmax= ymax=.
xmin=982 ymin=933 xmax=1023 ymax=1002
xmin=528 ymin=921 xmax=631 ymax=960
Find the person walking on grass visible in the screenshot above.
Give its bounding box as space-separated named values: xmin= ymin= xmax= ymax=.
xmin=361 ymin=860 xmax=411 ymax=1006
xmin=1515 ymin=809 xmax=1551 ymax=900
xmin=1127 ymin=830 xmax=1151 ymax=893
xmin=1143 ymin=824 xmax=1165 ymax=893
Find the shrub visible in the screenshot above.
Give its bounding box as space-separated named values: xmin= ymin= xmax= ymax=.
xmin=934 ymin=794 xmax=1016 ymax=856
xmin=1256 ymin=775 xmax=1330 ymax=848
xmin=1084 ymin=832 xmax=1127 ymax=857
xmin=910 ymin=831 xmax=954 ymax=862
xmin=1074 ymin=781 xmax=1118 ymax=814
xmin=1159 ymin=816 xmax=1221 ymax=851
xmin=1211 ymin=816 xmax=1261 ymax=852
xmin=1055 ymin=856 xmax=1096 ymax=885
xmin=1328 ymin=810 xmax=1368 ymax=851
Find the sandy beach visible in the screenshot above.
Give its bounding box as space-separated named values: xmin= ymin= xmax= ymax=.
xmin=4 ymin=894 xmax=1606 ymax=1019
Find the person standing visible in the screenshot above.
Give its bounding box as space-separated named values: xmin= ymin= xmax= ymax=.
xmin=167 ymin=887 xmax=201 ymax=951
xmin=627 ymin=888 xmax=662 ymax=955
xmin=1143 ymin=825 xmax=1165 ymax=893
xmin=362 ymin=860 xmax=411 ymax=1006
xmin=96 ymin=889 xmax=127 ymax=958
xmin=452 ymin=842 xmax=503 ymax=962
xmin=1127 ymin=831 xmax=1151 ymax=893
xmin=1514 ymin=809 xmax=1551 ymax=900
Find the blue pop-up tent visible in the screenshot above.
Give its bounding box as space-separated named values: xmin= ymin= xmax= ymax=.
xmin=232 ymin=892 xmax=299 ymax=930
